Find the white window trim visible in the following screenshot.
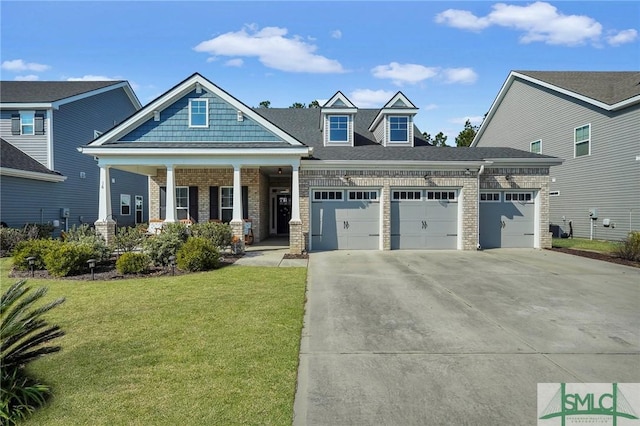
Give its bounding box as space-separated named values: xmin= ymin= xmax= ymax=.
xmin=530 ymin=139 xmax=542 ymax=154
xmin=347 ymin=190 xmax=379 ymax=202
xmin=391 ymin=190 xmax=422 ymax=201
xmin=312 ymin=190 xmax=344 ymax=202
xmin=220 ymin=186 xmax=233 ymax=221
xmin=480 ymin=192 xmax=501 ymax=203
xmin=388 ymin=115 xmax=410 ymax=143
xmin=176 ymin=186 xmax=189 ymax=218
xmin=189 ymin=98 xmax=209 ymax=128
xmin=21 ymin=111 xmax=35 ymax=135
xmin=328 ymin=115 xmax=349 ymax=144
xmin=120 ymin=194 xmax=131 ymax=216
xmin=504 ymin=192 xmax=534 ymax=204
xmin=426 ymin=190 xmax=458 ymax=202
xmin=574 ymin=123 xmax=591 ymax=158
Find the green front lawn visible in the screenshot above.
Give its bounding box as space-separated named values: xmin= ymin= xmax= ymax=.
xmin=0 ymin=258 xmax=307 ymax=425
xmin=552 ymin=237 xmax=621 ymax=253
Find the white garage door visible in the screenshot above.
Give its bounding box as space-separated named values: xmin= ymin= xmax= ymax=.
xmin=391 ymin=189 xmax=458 ymax=249
xmin=311 ymin=189 xmax=380 ymax=250
xmin=479 ymin=191 xmax=535 ymax=248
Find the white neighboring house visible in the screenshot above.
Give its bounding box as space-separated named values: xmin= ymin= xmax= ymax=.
xmin=472 ymin=71 xmax=640 ymax=241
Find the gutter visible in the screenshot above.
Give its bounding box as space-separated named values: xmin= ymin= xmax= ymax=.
xmin=477 ymin=165 xmax=485 ymax=250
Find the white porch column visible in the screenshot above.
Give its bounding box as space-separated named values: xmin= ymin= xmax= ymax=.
xmin=97 ymin=165 xmax=112 ymax=221
xmin=232 ymin=165 xmax=243 ymax=222
xmin=290 ymin=165 xmax=301 ymax=222
xmin=165 ymin=165 xmax=177 ymax=222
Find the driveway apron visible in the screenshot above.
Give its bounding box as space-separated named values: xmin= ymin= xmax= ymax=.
xmin=293 ymin=249 xmax=640 ymax=425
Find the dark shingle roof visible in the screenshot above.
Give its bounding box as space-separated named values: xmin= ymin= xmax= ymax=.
xmin=0 ymin=81 xmax=124 ymax=103
xmin=516 ymin=71 xmax=640 ymax=105
xmin=255 ymin=108 xmax=555 ymax=162
xmin=0 ymin=138 xmax=63 ymax=176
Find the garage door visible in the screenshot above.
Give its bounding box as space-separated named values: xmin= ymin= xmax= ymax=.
xmin=479 ymin=191 xmax=535 ymax=248
xmin=311 ymin=189 xmax=380 ymax=250
xmin=391 ymin=189 xmax=458 ymax=249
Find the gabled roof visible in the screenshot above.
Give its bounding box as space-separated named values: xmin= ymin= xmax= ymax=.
xmin=369 ymin=91 xmax=419 ymax=132
xmin=86 ymin=72 xmax=305 ymax=148
xmin=471 ymin=70 xmax=640 ymax=147
xmin=0 ymin=138 xmax=65 ymax=182
xmin=0 ymin=80 xmax=141 ymax=109
xmin=321 ymin=91 xmax=357 ymax=110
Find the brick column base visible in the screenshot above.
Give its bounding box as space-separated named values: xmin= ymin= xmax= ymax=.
xmin=289 ymin=220 xmax=304 ymax=255
xmin=94 ymin=220 xmax=116 ymax=246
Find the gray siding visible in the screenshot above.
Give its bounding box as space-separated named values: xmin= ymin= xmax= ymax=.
xmin=476 ymin=78 xmax=640 ymax=241
xmin=0 ymin=110 xmax=49 ymax=167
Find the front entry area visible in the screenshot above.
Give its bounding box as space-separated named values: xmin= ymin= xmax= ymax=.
xmin=310 ymin=189 xmax=380 ymax=250
xmin=479 ymin=191 xmax=535 ymax=248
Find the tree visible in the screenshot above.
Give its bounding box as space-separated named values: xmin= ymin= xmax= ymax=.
xmin=258 ymin=100 xmax=270 ymax=108
xmin=455 ymin=119 xmax=478 ymax=147
xmin=433 ymin=132 xmax=448 ymax=147
xmin=308 ymin=100 xmax=320 ymax=108
xmin=289 ymin=102 xmax=305 ymax=108
xmin=422 ymin=132 xmax=432 ymax=144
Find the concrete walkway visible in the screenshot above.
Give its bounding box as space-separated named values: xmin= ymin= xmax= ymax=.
xmin=231 ymin=237 xmax=308 ymax=267
xmin=294 ymin=249 xmax=640 ymax=425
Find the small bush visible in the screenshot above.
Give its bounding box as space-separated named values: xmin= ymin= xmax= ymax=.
xmin=113 ymin=226 xmax=145 ymax=253
xmin=190 ymin=221 xmax=233 ymax=250
xmin=143 ymin=223 xmax=189 ymax=266
xmin=0 ymin=228 xmax=26 ymax=255
xmin=176 ymin=237 xmax=220 ymax=272
xmin=116 ymin=252 xmax=150 ymax=274
xmin=63 ymin=225 xmax=111 ymax=261
xmin=615 ymin=231 xmax=640 ymax=261
xmin=12 ymin=239 xmax=61 ymax=271
xmin=43 ymin=243 xmax=96 ymax=277
xmin=22 ymin=223 xmax=54 ymax=240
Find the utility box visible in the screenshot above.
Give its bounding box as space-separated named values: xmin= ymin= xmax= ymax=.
xmin=60 ymin=208 xmax=70 ymax=218
xmin=589 ymin=208 xmax=598 ymax=220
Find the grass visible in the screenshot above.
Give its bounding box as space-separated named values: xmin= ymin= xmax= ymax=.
xmin=552 ymin=237 xmax=621 ymax=253
xmin=0 ymin=257 xmax=307 ymax=425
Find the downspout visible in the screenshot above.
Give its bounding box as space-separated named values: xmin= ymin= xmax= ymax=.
xmin=477 ymin=165 xmax=485 ymax=250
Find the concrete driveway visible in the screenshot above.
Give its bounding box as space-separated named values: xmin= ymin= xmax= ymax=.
xmin=293 ymin=249 xmax=640 ymax=425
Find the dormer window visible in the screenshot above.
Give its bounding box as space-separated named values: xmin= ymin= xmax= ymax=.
xmin=329 ymin=115 xmax=349 ymax=143
xmin=21 ymin=111 xmax=35 ymax=135
xmin=189 ymin=99 xmax=208 ymax=128
xmin=389 ymin=116 xmax=409 ymax=143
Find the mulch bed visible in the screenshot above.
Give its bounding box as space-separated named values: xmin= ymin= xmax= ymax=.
xmin=547 ymin=247 xmax=640 ymax=268
xmin=9 ymin=254 xmax=243 ymax=281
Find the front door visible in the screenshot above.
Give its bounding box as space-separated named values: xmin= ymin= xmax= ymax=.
xmin=277 ymin=194 xmax=291 ymax=235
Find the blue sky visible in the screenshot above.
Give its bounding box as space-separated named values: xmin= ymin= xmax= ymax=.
xmin=2 ymin=1 xmax=638 ymax=141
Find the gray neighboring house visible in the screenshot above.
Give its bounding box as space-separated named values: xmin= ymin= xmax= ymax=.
xmin=472 ymin=71 xmax=640 ymax=241
xmin=0 ymin=81 xmax=149 ymax=233
xmin=79 ymin=73 xmax=561 ymax=252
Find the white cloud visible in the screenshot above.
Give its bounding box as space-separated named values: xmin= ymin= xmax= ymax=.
xmin=450 ymin=116 xmax=484 ymax=126
xmin=371 ymin=62 xmax=439 ymax=86
xmin=225 ymin=58 xmax=244 ymax=67
xmin=2 ymin=59 xmax=50 ymax=72
xmin=330 ymin=29 xmax=342 ymax=39
xmin=349 ymin=89 xmax=395 ymax=108
xmin=15 ymin=75 xmax=40 ymax=81
xmin=423 ymin=103 xmax=438 ymax=111
xmin=442 ymin=68 xmax=478 ymax=84
xmin=606 ymin=29 xmax=638 ymax=46
xmin=435 ymin=1 xmax=604 ymax=46
xmin=193 ymin=25 xmax=345 ymax=73
xmin=67 ymin=75 xmax=118 ymax=81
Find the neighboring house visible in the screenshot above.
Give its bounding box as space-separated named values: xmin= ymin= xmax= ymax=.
xmin=80 ymin=73 xmax=561 ymax=253
xmin=0 ymin=81 xmax=149 ymax=233
xmin=471 ymin=71 xmax=640 ymax=241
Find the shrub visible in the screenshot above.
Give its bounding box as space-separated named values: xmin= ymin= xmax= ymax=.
xmin=615 ymin=231 xmax=640 ymax=261
xmin=63 ymin=224 xmax=111 ymax=261
xmin=22 ymin=224 xmax=54 ymax=240
xmin=143 ymin=223 xmax=189 ymax=266
xmin=12 ymin=239 xmax=61 ymax=271
xmin=176 ymin=237 xmax=220 ymax=272
xmin=190 ymin=221 xmax=233 ymax=250
xmin=0 ymin=228 xmax=26 ymax=256
xmin=116 ymin=252 xmax=150 ymax=275
xmin=43 ymin=243 xmax=96 ymax=277
xmin=1 ymin=280 xmax=65 ymax=424
xmin=113 ymin=226 xmax=145 ymax=253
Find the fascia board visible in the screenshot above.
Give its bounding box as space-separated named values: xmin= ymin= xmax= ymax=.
xmin=301 ymin=160 xmax=490 ymax=170
xmin=79 ymin=146 xmax=310 ymax=156
xmin=0 ymin=167 xmax=67 ymax=182
xmin=321 ymin=108 xmax=357 ymax=114
xmin=471 ymin=72 xmax=514 ymax=147
xmin=484 ymin=157 xmax=564 ymax=167
xmin=1 ymin=103 xmax=53 ymax=109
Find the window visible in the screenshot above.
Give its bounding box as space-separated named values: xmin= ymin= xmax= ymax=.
xmin=120 ymin=194 xmax=131 ymax=215
xmin=135 ymin=195 xmax=143 ymax=224
xmin=189 ymin=99 xmax=208 ymax=127
xmin=328 ymin=116 xmax=348 ymax=143
xmin=176 ymin=187 xmax=189 ymax=220
xmin=480 ymin=192 xmax=501 ymax=202
xmin=389 ymin=116 xmax=409 ymax=142
xmin=505 ymin=192 xmax=533 ymax=203
xmin=530 ymin=140 xmax=541 ymax=154
xmin=392 ymin=190 xmax=421 ymax=200
xmin=21 ymin=111 xmax=35 ymax=135
xmin=221 ymin=187 xmax=234 ymax=222
xmin=312 ymin=190 xmax=343 ymax=201
xmin=574 ymin=124 xmax=590 ymax=157
xmin=426 ymin=190 xmax=457 ymax=201
xmin=348 ymin=190 xmax=378 ymax=201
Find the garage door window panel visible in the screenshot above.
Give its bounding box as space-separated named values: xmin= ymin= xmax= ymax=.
xmin=480 ymin=192 xmax=501 ymax=202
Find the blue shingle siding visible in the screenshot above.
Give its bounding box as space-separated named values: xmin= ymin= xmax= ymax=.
xmin=120 ymin=90 xmax=282 ymax=142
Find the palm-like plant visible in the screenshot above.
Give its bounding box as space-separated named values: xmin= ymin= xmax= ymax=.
xmin=1 ymin=280 xmax=65 ymax=424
